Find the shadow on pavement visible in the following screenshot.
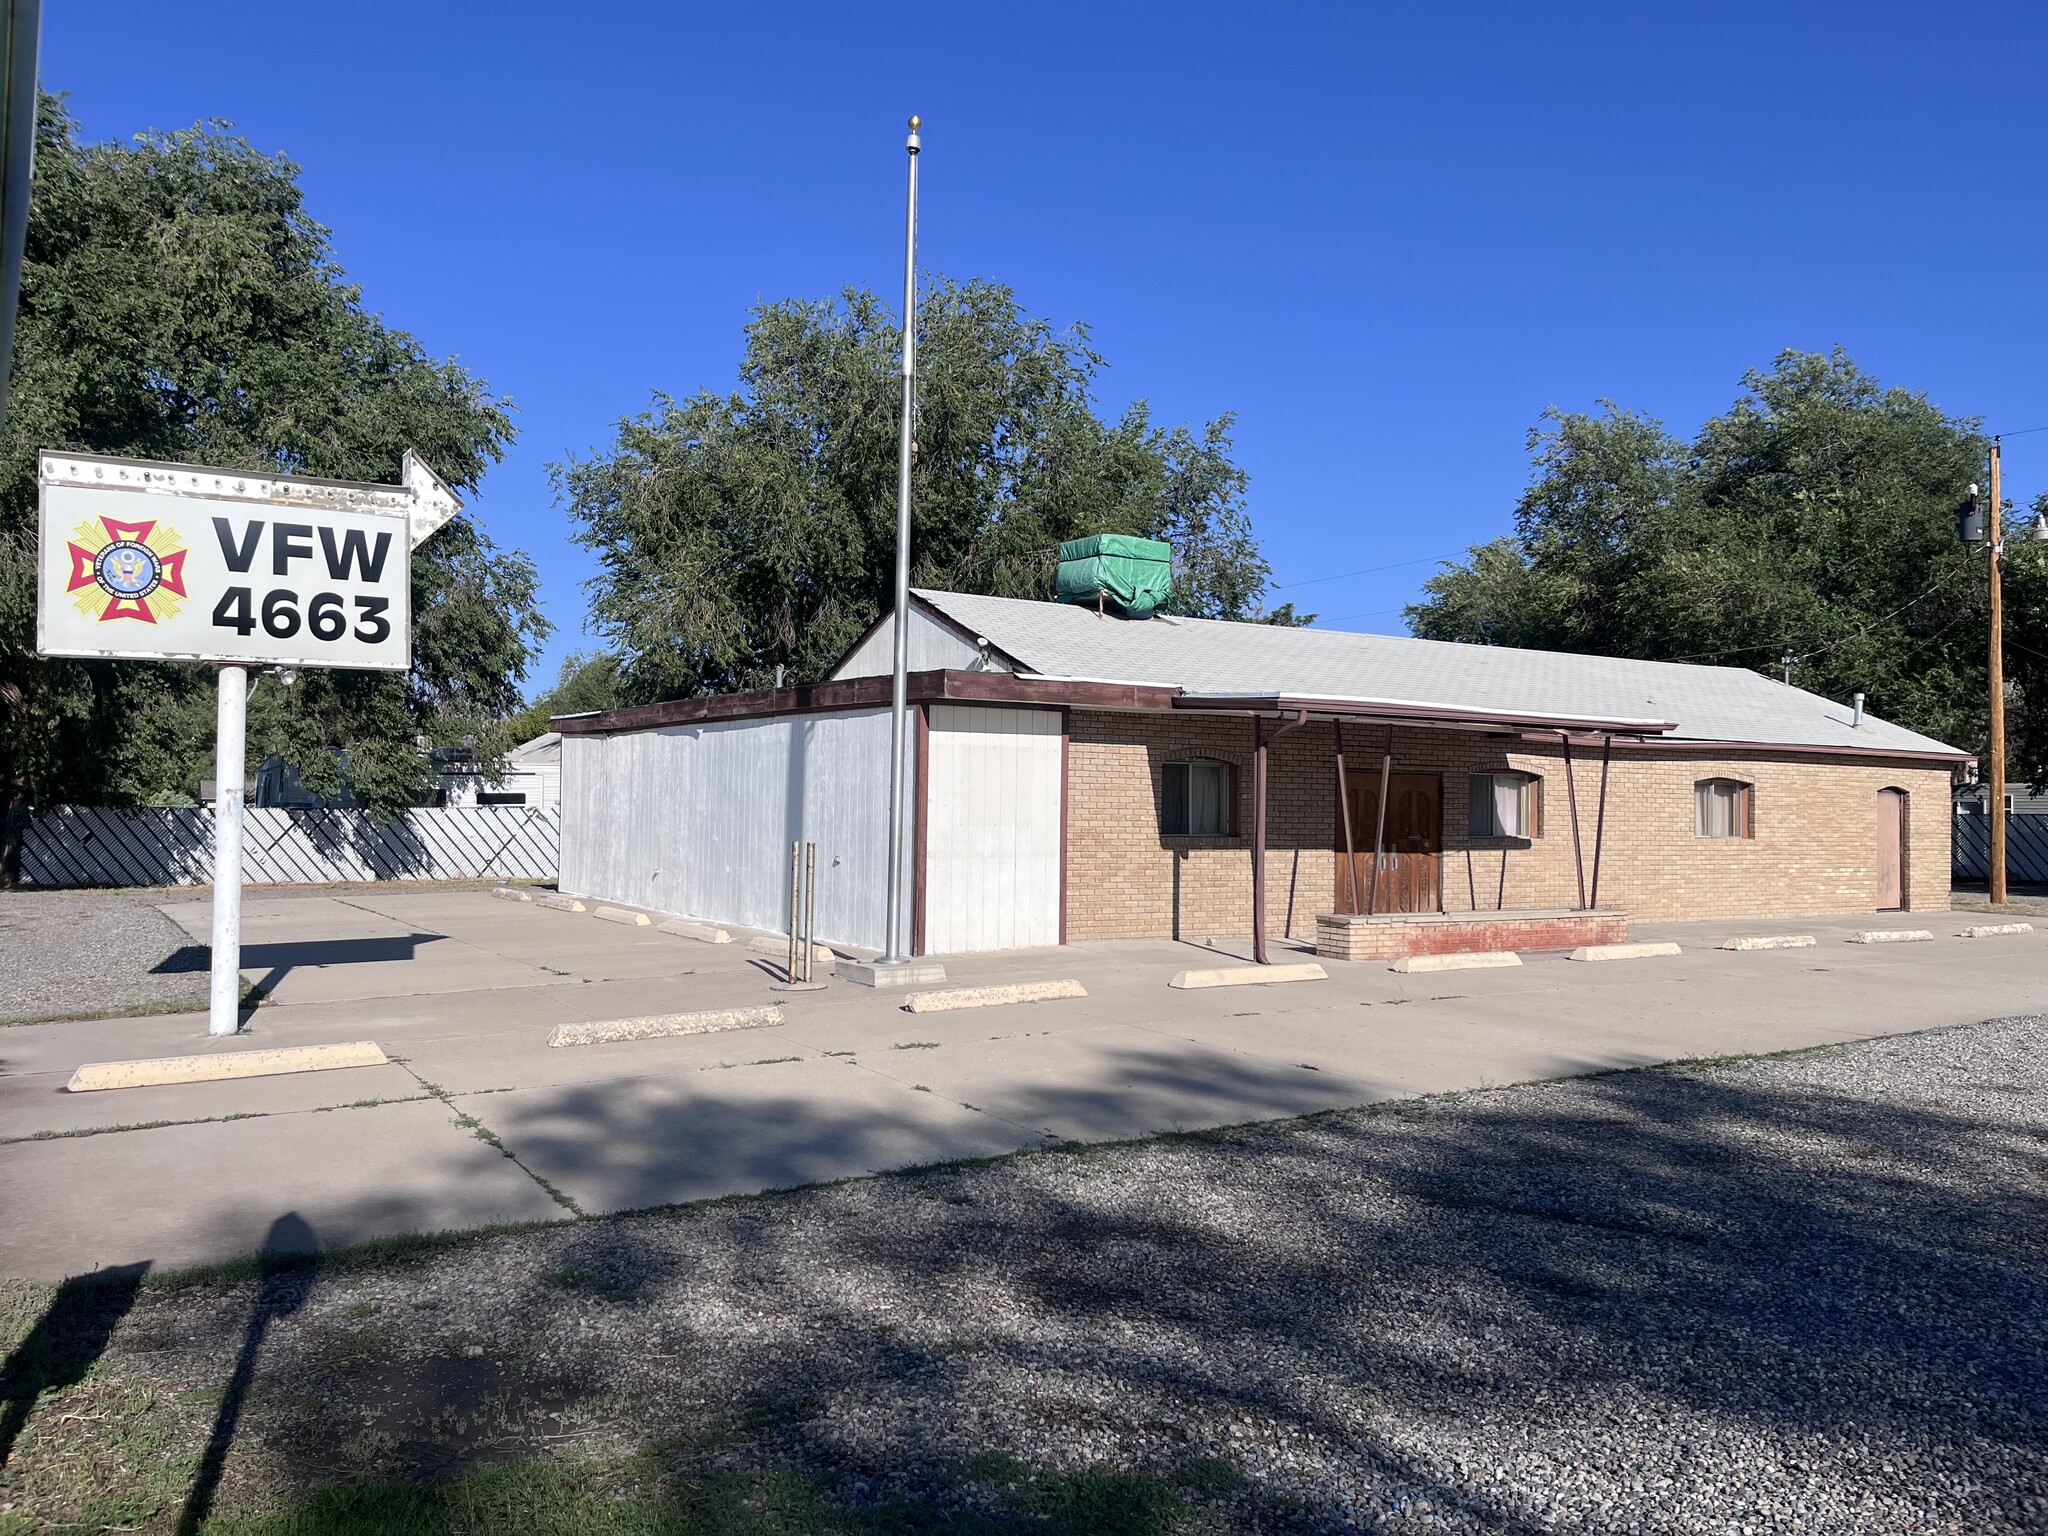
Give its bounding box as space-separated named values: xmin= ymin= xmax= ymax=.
xmin=175 ymin=1213 xmax=319 ymax=1535
xmin=155 ymin=934 xmax=447 ymax=977
xmin=0 ymin=1261 xmax=149 ymax=1470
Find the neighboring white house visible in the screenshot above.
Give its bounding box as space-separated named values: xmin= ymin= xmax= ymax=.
xmin=1955 ymin=780 xmax=2048 ymax=816
xmin=485 ymin=732 xmax=562 ymax=809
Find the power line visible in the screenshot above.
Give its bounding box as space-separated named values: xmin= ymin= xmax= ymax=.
xmin=1274 ymin=553 xmax=1458 ymax=590
xmin=1311 ymin=606 xmax=1408 ymax=626
xmin=1657 ymin=559 xmax=1975 ymax=667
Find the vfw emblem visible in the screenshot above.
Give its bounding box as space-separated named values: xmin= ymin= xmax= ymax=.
xmin=65 ymin=514 xmax=189 ymax=624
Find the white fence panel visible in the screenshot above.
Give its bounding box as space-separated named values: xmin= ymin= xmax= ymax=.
xmin=21 ymin=805 xmax=558 ymax=887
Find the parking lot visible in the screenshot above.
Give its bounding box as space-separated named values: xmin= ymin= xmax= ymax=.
xmin=2 ymin=886 xmax=2044 ymax=1282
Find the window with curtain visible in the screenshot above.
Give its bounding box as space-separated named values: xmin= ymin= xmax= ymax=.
xmin=1468 ymin=773 xmax=1540 ymax=838
xmin=1695 ymin=779 xmax=1753 ymax=838
xmin=1162 ymin=759 xmax=1231 ymax=836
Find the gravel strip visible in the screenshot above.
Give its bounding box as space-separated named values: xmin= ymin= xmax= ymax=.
xmin=11 ymin=1014 xmax=2048 ymax=1532
xmin=0 ymin=889 xmax=207 ymax=1023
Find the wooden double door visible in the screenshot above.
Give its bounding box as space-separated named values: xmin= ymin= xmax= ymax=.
xmin=1336 ymin=771 xmax=1442 ymax=914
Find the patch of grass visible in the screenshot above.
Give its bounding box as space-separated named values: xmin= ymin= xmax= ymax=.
xmin=0 ymin=1375 xmax=190 ymax=1534
xmin=8 ymin=1108 xmax=273 ymax=1145
xmin=542 ymin=1266 xmax=646 ymax=1303
xmin=735 ymin=1393 xmax=824 ymax=1434
xmin=1171 ymin=1456 xmax=1246 ymax=1494
xmin=313 ymin=1325 xmax=387 ymax=1368
xmin=195 ymin=1457 xmax=1019 ymax=1535
xmin=445 ymin=1106 xmax=585 ymax=1217
xmin=955 ymin=1448 xmax=1028 ymax=1482
xmin=1027 ymin=1465 xmax=1196 ymax=1535
xmin=311 ymin=1095 xmax=430 ymax=1115
xmin=0 ymin=976 xmax=268 ymax=1029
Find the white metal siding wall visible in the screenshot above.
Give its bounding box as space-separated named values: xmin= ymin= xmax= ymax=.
xmin=831 ymin=607 xmax=1009 ymax=679
xmin=924 ymin=705 xmax=1063 ymax=953
xmin=558 ymin=709 xmax=913 ymax=954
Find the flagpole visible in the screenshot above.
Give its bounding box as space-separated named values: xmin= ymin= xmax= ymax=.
xmin=880 ymin=114 xmax=920 ymax=967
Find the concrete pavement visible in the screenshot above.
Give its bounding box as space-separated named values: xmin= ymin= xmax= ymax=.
xmin=1 ymin=886 xmax=2041 ymax=1280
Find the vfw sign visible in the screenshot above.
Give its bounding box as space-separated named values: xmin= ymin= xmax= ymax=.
xmin=36 ymin=449 xmax=459 ymax=670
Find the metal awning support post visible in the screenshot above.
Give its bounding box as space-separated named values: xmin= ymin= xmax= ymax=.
xmin=1589 ymin=733 xmax=1612 ymax=910
xmin=1334 ymin=719 xmax=1359 ymax=914
xmin=1367 ymin=749 xmax=1391 ymax=916
xmin=1251 ymin=709 xmax=1308 ymax=964
xmin=1560 ymin=731 xmax=1587 ymax=911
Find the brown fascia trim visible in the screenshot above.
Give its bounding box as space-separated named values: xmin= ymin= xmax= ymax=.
xmin=552 ymin=669 xmax=1179 ymax=736
xmin=1177 ymin=693 xmax=1679 ymax=737
xmin=1524 ymin=732 xmax=1975 ymax=767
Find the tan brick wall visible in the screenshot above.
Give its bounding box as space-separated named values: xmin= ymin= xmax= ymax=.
xmin=1062 ymin=711 xmax=1955 ymax=940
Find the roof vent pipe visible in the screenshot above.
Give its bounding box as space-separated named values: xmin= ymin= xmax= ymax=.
xmin=1852 ymin=692 xmax=1865 ymax=728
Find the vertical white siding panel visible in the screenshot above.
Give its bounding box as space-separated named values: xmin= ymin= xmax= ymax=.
xmin=555 ymin=707 xmax=908 ymax=953
xmin=925 ymin=705 xmax=1061 ymax=953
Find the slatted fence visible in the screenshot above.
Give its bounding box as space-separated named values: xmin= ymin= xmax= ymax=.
xmin=1952 ymin=808 xmax=2048 ymax=884
xmin=20 ymin=805 xmax=559 ymax=887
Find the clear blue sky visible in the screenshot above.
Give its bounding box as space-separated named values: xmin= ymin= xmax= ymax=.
xmin=49 ymin=3 xmax=2048 ymax=696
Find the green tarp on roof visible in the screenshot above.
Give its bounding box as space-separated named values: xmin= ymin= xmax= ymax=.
xmin=1054 ymin=534 xmax=1173 ymax=616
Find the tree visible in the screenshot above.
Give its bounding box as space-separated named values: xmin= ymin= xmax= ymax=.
xmin=559 ymin=278 xmax=1297 ymax=705
xmin=1409 ymin=350 xmax=1998 ymax=759
xmin=503 ymin=650 xmax=623 ymax=744
xmin=0 ymin=97 xmax=548 ymax=820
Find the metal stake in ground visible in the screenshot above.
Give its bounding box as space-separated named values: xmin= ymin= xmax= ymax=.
xmin=773 ymin=839 xmax=828 ymax=992
xmin=208 ymin=664 xmax=248 ymax=1035
xmin=803 ymin=840 xmax=818 ymax=983
xmin=786 ymin=840 xmax=802 ymax=986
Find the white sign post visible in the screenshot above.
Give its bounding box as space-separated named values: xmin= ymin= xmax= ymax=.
xmin=35 ymin=450 xmax=458 ymax=1035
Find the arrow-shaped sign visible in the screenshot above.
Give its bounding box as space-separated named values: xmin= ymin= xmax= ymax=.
xmin=402 ymin=449 xmax=462 ymax=550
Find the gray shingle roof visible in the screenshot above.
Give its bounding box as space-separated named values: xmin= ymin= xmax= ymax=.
xmin=913 ymin=589 xmax=1964 ymax=757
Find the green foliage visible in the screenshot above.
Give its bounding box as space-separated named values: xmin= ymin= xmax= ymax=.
xmin=0 ymin=96 xmax=547 ymax=815
xmin=1998 ymin=492 xmax=2048 ymax=780
xmin=191 ymin=1454 xmax=1211 ymax=1535
xmin=503 ymin=649 xmax=624 ymax=744
xmin=1409 ymin=350 xmax=2004 ymax=759
xmin=560 ymin=279 xmax=1284 ymax=704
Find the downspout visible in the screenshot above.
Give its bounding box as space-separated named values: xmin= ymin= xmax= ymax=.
xmin=1252 ymin=709 xmax=1310 ymax=963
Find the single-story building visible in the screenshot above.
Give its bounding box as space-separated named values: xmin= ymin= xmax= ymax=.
xmin=484 ymin=732 xmax=563 ymax=810
xmin=554 ymin=585 xmax=1967 ymax=961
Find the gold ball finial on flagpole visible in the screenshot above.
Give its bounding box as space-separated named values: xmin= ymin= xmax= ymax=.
xmin=908 ymin=114 xmax=921 ymax=130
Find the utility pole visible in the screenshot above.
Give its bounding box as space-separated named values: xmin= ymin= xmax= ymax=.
xmin=1989 ymin=437 xmax=2008 ymax=907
